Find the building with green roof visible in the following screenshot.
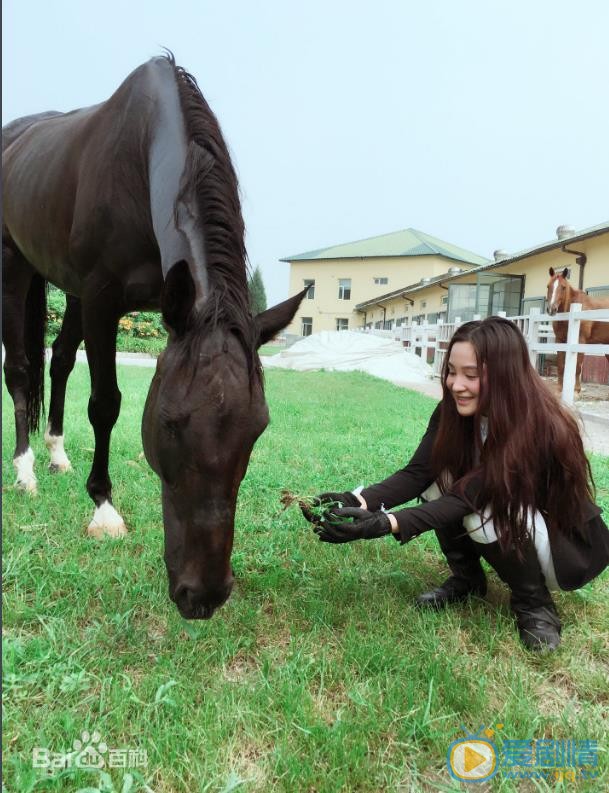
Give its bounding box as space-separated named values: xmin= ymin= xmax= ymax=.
xmin=282 ymin=227 xmax=488 ymax=336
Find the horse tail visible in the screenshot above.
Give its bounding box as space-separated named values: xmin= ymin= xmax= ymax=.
xmin=24 ymin=273 xmax=47 ymax=434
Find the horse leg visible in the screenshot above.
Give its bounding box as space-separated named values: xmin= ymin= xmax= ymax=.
xmin=2 ymin=244 xmax=42 ymax=493
xmin=46 ymin=294 xmax=83 ymax=472
xmin=556 ymin=351 xmax=565 ymax=391
xmin=81 ymin=293 xmax=126 ymax=539
xmin=575 ymin=352 xmax=585 ymax=394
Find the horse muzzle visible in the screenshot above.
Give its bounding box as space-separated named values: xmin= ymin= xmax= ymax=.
xmin=170 ymin=573 xmax=234 ymax=620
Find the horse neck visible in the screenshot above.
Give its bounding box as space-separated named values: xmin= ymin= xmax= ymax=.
xmin=564 ymin=283 xmax=588 ymax=311
xmin=146 ymin=60 xmax=209 ymax=301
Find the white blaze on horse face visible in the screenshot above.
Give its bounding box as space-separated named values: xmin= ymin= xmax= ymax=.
xmin=44 ymin=425 xmax=72 ymax=472
xmin=549 ymin=278 xmax=560 ymax=314
xmin=87 ymin=501 xmax=127 ymax=539
xmin=13 ymin=447 xmax=37 ymax=493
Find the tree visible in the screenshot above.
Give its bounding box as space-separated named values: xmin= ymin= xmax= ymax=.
xmin=248 ymin=266 xmax=267 ymax=315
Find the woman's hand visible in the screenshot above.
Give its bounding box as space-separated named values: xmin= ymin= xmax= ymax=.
xmin=314 ymin=507 xmax=392 ymax=543
xmin=300 ymin=491 xmax=362 ymax=524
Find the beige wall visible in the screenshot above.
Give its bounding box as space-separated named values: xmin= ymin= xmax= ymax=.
xmin=389 ymin=231 xmax=609 ymax=321
xmin=363 ymin=284 xmax=449 ymax=327
xmin=285 ymin=231 xmax=608 ymax=335
xmin=286 ymin=255 xmax=472 ymax=334
xmin=475 ymin=233 xmax=609 ymax=302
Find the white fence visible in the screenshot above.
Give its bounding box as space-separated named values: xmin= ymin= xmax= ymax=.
xmin=362 ymin=304 xmax=609 ymax=405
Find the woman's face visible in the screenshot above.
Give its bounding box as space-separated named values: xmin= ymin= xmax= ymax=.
xmin=446 ymin=341 xmax=481 ymax=416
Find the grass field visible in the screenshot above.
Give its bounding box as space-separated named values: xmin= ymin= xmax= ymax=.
xmin=3 ymin=364 xmax=608 ymax=792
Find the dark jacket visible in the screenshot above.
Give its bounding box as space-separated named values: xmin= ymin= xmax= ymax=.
xmin=361 ymin=403 xmax=609 ymax=591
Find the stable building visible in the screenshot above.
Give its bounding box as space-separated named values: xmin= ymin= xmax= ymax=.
xmin=282 ymin=221 xmax=609 ymax=337
xmin=356 ymin=221 xmax=609 ymax=328
xmin=281 ymin=228 xmax=488 ymax=336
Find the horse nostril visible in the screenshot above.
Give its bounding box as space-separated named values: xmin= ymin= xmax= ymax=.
xmin=173 ymin=577 xmax=234 ymax=618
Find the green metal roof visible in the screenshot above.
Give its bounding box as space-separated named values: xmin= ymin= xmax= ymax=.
xmin=281 ymin=228 xmax=489 ymax=266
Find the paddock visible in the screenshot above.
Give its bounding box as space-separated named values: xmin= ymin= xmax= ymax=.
xmin=3 ymin=362 xmax=608 ymax=791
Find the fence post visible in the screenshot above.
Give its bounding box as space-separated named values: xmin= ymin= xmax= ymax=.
xmin=527 ymin=307 xmax=541 ymax=369
xmin=561 ymin=302 xmax=582 ymax=406
xmin=420 ymin=325 xmax=428 ymax=363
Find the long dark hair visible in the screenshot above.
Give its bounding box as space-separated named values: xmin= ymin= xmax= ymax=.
xmin=431 ymin=317 xmax=594 ymax=550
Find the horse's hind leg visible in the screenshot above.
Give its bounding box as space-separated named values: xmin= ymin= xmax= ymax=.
xmin=2 ymin=242 xmax=44 ymax=493
xmin=81 ymin=289 xmax=127 ymax=539
xmin=45 ymin=294 xmax=83 ymax=472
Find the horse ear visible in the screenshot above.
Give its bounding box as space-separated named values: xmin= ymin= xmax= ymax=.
xmin=254 ymin=285 xmax=311 ymax=347
xmin=561 ymin=268 xmax=569 ymax=278
xmin=162 ymin=260 xmax=196 ymax=336
xmin=549 ymin=267 xmax=555 ymax=276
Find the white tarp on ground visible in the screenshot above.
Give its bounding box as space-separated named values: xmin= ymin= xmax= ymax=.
xmin=260 ymin=331 xmax=433 ymax=385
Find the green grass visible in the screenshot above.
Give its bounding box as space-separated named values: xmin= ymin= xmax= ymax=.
xmin=3 ymin=365 xmax=608 ymax=792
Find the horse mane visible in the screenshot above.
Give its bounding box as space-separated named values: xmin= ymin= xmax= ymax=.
xmin=165 ymin=53 xmax=259 ymax=381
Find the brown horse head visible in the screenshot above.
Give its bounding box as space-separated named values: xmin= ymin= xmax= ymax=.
xmin=546 ymin=267 xmax=570 ymax=315
xmin=142 ymin=262 xmax=307 ymax=619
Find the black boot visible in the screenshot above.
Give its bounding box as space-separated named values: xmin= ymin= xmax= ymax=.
xmin=416 ymin=522 xmax=487 ymax=609
xmin=479 ymin=540 xmax=561 ymax=651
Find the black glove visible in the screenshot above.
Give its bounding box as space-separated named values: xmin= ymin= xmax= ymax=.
xmin=314 ymin=507 xmax=392 ymax=543
xmin=300 ymin=491 xmax=362 ymax=524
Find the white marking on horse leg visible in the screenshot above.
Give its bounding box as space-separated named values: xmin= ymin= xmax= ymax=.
xmin=44 ymin=425 xmax=72 ymax=472
xmin=14 ymin=447 xmax=37 ymax=494
xmin=87 ymin=500 xmax=127 ymax=539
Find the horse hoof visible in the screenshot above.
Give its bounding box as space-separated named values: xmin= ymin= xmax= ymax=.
xmin=87 ymin=501 xmax=127 ymax=539
xmin=49 ymin=461 xmax=72 ymax=473
xmin=15 ymin=478 xmax=38 ymax=495
xmin=87 ymin=522 xmax=127 ymax=539
xmin=44 ymin=430 xmax=72 ymax=472
xmin=14 ymin=448 xmax=37 ymax=494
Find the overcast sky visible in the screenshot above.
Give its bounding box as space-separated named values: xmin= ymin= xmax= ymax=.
xmin=4 ymin=1 xmax=608 ymax=307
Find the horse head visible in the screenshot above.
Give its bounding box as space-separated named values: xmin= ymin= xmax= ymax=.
xmin=546 ymin=267 xmax=570 ymax=315
xmin=142 ymin=262 xmax=307 ymax=619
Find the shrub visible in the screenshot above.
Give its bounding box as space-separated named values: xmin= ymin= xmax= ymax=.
xmin=45 ymin=286 xmax=167 ymax=354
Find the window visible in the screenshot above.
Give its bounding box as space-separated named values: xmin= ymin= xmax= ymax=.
xmin=303 ymin=279 xmax=315 ymax=299
xmin=441 ymin=295 xmax=448 ymax=305
xmin=336 ymin=318 xmax=349 ymax=331
xmin=522 ymin=297 xmax=545 ymax=315
xmin=374 ymin=277 xmax=388 ymax=285
xmin=420 ymin=300 xmax=427 ymax=308
xmin=301 ymin=317 xmax=313 ymax=336
xmin=587 ymin=285 xmax=609 ymax=298
xmin=338 ymin=278 xmax=351 ymax=300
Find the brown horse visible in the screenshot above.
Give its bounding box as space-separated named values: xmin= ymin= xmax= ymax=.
xmin=2 ymin=54 xmax=307 ymax=619
xmin=546 ymin=267 xmax=609 ymax=393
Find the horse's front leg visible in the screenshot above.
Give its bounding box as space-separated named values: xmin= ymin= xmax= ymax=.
xmin=46 ymin=294 xmax=83 ymax=472
xmin=82 ymin=293 xmax=127 ymax=539
xmin=556 ymin=350 xmax=565 ymax=391
xmin=575 ymin=352 xmax=585 ymax=394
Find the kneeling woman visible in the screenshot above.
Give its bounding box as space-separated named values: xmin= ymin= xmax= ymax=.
xmin=303 ymin=317 xmax=609 ymax=651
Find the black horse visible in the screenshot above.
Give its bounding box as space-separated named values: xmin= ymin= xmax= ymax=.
xmin=2 ymin=55 xmax=306 ymax=619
